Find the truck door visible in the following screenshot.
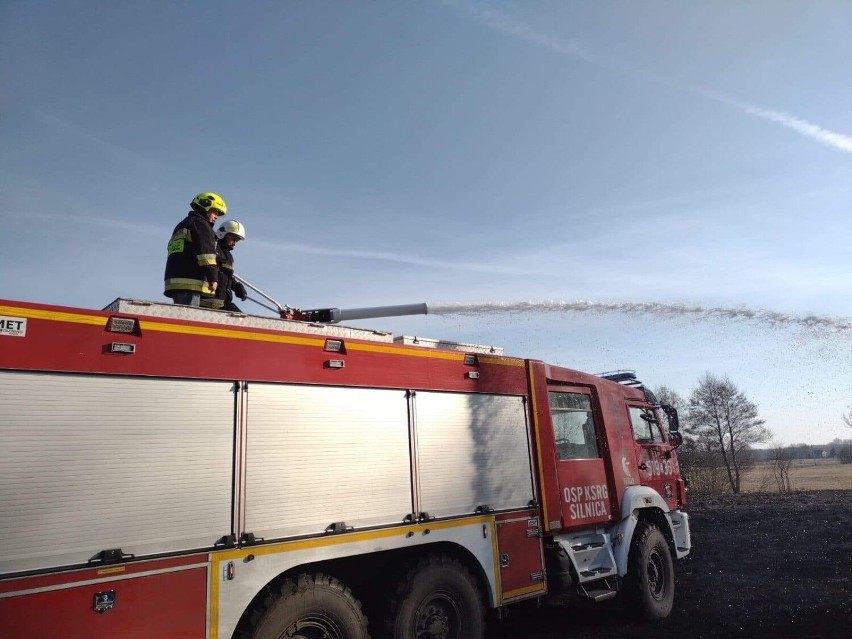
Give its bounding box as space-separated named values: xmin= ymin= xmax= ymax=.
xmin=629 ymin=405 xmax=680 ymax=508
xmin=548 ymin=388 xmax=613 ymax=528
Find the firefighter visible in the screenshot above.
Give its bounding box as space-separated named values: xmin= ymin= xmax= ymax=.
xmin=201 ymin=220 xmax=248 ymax=312
xmin=164 ymin=192 xmax=226 ymax=306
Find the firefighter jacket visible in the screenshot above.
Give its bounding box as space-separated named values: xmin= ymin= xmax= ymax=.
xmin=200 ymin=241 xmax=247 ymax=310
xmin=164 ymin=211 xmax=219 ymax=298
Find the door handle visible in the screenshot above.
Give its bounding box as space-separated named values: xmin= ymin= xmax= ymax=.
xmin=638 ymin=462 xmax=648 ymax=470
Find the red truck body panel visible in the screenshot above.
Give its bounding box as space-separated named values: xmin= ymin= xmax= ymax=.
xmin=0 ymin=297 xmax=689 ymax=637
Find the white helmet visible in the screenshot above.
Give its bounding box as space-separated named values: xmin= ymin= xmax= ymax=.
xmin=216 ymin=219 xmax=246 ymax=240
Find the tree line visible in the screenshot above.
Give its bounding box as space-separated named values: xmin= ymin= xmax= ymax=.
xmin=749 ymin=441 xmax=851 ymax=461
xmin=655 ymin=374 xmax=852 ymax=495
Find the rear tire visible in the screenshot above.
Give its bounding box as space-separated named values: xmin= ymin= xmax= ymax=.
xmin=623 ymin=521 xmax=675 ymax=620
xmin=385 ymin=554 xmax=484 ymax=639
xmin=245 ymin=573 xmax=369 ymax=639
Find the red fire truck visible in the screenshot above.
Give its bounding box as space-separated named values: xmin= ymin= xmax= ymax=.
xmin=0 ymin=297 xmax=690 ymax=639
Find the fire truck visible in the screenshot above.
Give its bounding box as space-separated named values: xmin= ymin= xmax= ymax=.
xmin=0 ymin=297 xmax=691 ymax=639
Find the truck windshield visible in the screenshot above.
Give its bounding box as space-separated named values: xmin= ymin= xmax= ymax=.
xmin=629 ymin=407 xmax=664 ymax=443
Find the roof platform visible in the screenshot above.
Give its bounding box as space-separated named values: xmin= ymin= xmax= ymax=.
xmin=104 ymin=299 xmax=504 ymax=355
xmin=103 ymin=298 xmax=395 ymax=343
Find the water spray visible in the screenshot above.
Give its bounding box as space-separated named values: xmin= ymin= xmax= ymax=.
xmin=428 ymin=301 xmax=852 ymax=333
xmin=231 ymin=275 xmax=851 ymax=334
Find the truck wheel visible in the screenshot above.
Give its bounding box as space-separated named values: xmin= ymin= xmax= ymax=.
xmin=623 ymin=521 xmax=675 ymax=620
xmin=246 ymin=573 xmax=369 ymax=639
xmin=385 ymin=554 xmax=484 ymax=639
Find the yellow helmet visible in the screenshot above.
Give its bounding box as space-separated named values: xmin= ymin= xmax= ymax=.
xmin=191 ymin=192 xmax=227 ymax=215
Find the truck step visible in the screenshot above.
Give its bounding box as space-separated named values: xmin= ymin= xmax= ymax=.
xmin=571 ymin=541 xmax=604 ymax=551
xmin=581 ymin=587 xmax=618 ymax=603
xmin=555 ymin=532 xmax=618 ymax=585
xmin=580 ymin=566 xmax=616 ymax=578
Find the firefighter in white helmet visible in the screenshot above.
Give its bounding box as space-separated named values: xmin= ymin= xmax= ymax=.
xmin=201 ymin=219 xmax=248 ymax=312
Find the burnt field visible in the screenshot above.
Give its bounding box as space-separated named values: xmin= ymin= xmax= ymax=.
xmin=488 ymin=490 xmax=851 ymax=639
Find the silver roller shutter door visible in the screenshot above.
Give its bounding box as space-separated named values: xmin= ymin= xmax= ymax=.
xmin=416 ymin=391 xmax=534 ymax=519
xmin=0 ymin=371 xmax=235 ymax=575
xmin=243 ymin=384 xmax=412 ymax=539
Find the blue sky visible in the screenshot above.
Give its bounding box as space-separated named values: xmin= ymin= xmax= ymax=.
xmin=2 ymin=1 xmax=850 ymax=446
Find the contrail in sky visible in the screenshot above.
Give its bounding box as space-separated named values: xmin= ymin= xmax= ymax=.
xmin=35 ymin=112 xmax=154 ymax=165
xmin=29 ymin=212 xmax=162 ymax=235
xmin=448 ymin=1 xmax=852 ymax=154
xmin=694 ymin=88 xmax=852 ymax=153
xmin=26 ymin=211 xmax=545 ymax=276
xmin=448 ymin=0 xmax=595 ymax=61
xmin=252 ymin=239 xmax=547 ymax=276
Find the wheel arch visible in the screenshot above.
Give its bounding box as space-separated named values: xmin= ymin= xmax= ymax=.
xmin=404 ymin=541 xmax=495 ymax=607
xmin=230 ymin=540 xmax=496 ymax=638
xmin=231 ymin=572 xmax=369 ymax=639
xmin=611 ymin=486 xmax=677 ymax=576
xmin=384 ymin=548 xmax=488 ymax=639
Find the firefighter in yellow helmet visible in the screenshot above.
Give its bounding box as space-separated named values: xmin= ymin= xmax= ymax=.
xmin=201 ymin=220 xmax=248 ymax=312
xmin=164 ymin=192 xmax=227 ymax=306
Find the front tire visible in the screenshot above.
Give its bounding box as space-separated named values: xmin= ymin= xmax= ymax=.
xmin=623 ymin=521 xmax=675 ymax=620
xmin=245 ymin=573 xmax=369 ymax=639
xmin=385 ymin=554 xmax=484 ymax=639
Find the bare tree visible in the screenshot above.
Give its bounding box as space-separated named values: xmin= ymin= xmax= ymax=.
xmin=654 ymin=385 xmax=686 ymax=414
xmin=653 ymin=385 xmax=686 ymax=431
xmin=654 ymin=385 xmax=728 ymax=493
xmin=686 ymin=373 xmax=769 ymax=494
xmin=768 ymin=443 xmax=794 ymax=493
xmin=675 ymin=437 xmax=731 ymax=494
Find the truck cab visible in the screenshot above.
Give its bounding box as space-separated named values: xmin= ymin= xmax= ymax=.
xmin=529 ymin=363 xmax=690 ymax=615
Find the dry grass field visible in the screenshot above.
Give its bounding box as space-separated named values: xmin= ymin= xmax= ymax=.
xmin=741 ymin=458 xmax=852 ymax=492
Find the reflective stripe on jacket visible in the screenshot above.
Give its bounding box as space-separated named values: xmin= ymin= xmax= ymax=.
xmin=200 ymin=241 xmax=244 ymax=309
xmin=164 ymin=211 xmax=219 ymax=298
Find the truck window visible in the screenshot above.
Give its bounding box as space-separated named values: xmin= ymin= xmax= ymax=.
xmin=549 ymin=392 xmax=599 ymax=460
xmin=629 ymin=406 xmax=664 ymax=443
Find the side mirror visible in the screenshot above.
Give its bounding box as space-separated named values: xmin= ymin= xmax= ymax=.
xmin=668 ymin=431 xmax=683 ymax=448
xmin=660 ymin=403 xmax=680 ymax=431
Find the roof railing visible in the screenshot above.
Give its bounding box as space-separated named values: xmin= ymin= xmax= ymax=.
xmin=598 ymin=370 xmax=643 ymax=387
xmin=598 ymin=370 xmax=660 ymax=404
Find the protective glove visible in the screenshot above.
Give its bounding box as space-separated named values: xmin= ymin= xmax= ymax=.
xmin=280 ymin=307 xmax=304 ymax=321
